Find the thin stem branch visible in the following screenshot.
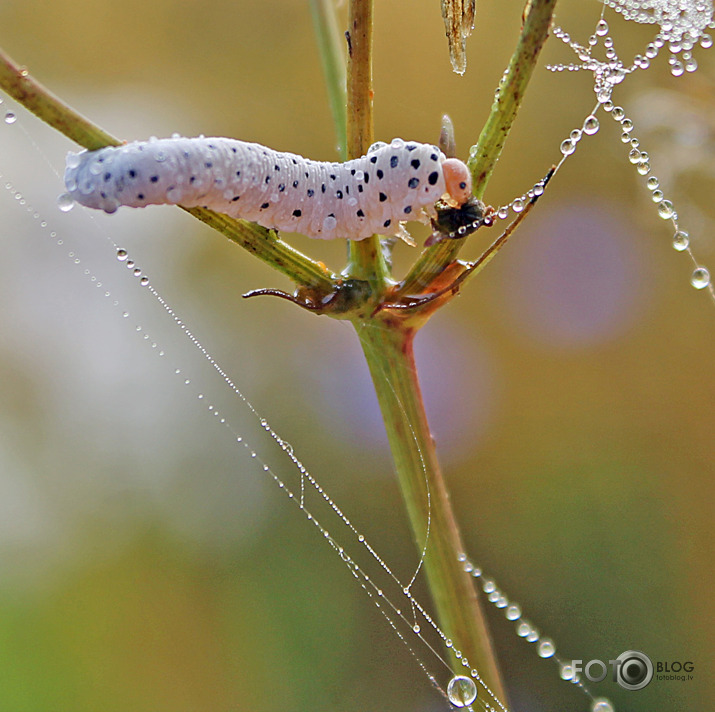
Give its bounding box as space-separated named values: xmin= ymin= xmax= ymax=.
xmin=399 ymin=0 xmax=557 ymax=297
xmin=309 ymin=0 xmax=348 ymax=159
xmin=467 ymin=0 xmax=558 ymax=198
xmin=344 ymin=0 xmax=389 ymax=286
xmin=356 ymin=320 xmax=507 ymax=702
xmin=0 ymin=47 xmax=335 ymax=292
xmin=0 ymin=47 xmax=121 ymax=150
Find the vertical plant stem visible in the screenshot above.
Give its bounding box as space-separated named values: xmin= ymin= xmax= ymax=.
xmin=467 ymin=0 xmax=558 ymax=198
xmin=344 ymin=0 xmax=389 ymax=287
xmin=356 ymin=319 xmax=507 ymax=702
xmin=309 ymin=0 xmax=348 ymax=159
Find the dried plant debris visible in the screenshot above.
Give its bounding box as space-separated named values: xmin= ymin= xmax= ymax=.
xmin=441 ymin=0 xmax=476 ymax=74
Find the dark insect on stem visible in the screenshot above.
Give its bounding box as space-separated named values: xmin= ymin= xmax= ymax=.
xmin=425 ymin=196 xmax=492 ymax=246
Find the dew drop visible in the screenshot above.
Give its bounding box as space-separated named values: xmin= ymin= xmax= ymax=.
xmin=685 ymin=58 xmax=698 ymax=73
xmin=651 ymin=190 xmax=664 ymax=203
xmin=446 ymin=675 xmax=477 ymax=708
xmin=560 ymin=139 xmax=576 ymax=156
xmin=322 ymin=215 xmax=337 ymax=231
xmin=628 ymin=149 xmax=642 ymax=164
xmin=671 ymin=61 xmax=684 ymax=77
xmin=646 ymin=176 xmax=659 ymax=191
xmin=691 ymin=267 xmax=710 ymax=290
xmin=583 ymin=115 xmax=600 ymax=135
xmin=611 ymin=106 xmax=625 ymax=121
xmin=482 ymin=579 xmax=496 ymax=594
xmin=505 ymin=604 xmax=521 ymax=621
xmin=412 ymin=624 xmax=421 ymax=634
xmin=4 ymin=111 xmax=17 ymax=124
xmin=117 ymin=248 xmax=129 ymax=261
xmin=596 ymin=87 xmax=612 ymax=103
xmin=636 ymin=162 xmax=651 ymax=176
xmin=516 ymin=621 xmax=531 ymax=637
xmin=511 ymin=198 xmax=525 ymax=213
xmin=497 ymin=206 xmax=509 ymax=220
xmin=537 ymin=639 xmax=555 ymax=658
xmin=57 ymin=193 xmax=75 ymax=212
xmin=139 ymin=276 xmax=150 ymax=286
xmin=657 ymin=200 xmax=675 ymax=219
xmin=560 ymin=663 xmax=575 ymax=681
xmin=672 ymin=230 xmax=689 ymax=251
xmin=591 ymin=698 xmax=615 ymax=712
xmin=596 ymin=19 xmax=609 ymax=36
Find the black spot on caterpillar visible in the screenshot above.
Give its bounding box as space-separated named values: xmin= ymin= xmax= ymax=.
xmin=64 ymin=136 xmax=472 ymax=240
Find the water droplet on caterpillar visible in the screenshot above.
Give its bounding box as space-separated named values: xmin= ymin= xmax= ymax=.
xmin=446 ymin=675 xmax=477 ymax=707
xmin=322 ymin=215 xmax=337 ymax=232
xmin=691 ymin=267 xmax=710 ymax=290
xmin=57 ymin=193 xmax=75 ymax=212
xmin=4 ymin=111 xmax=17 ymax=124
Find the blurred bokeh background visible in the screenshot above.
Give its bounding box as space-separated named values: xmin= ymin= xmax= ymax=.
xmin=0 ymin=1 xmax=713 ymax=711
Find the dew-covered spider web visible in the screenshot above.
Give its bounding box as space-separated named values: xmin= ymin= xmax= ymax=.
xmin=0 ymin=2 xmax=713 ymax=711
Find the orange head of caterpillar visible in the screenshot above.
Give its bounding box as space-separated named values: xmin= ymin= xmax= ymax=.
xmin=441 ymin=158 xmax=472 ymax=207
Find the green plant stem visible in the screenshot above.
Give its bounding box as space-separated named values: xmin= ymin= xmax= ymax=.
xmin=344 ymin=0 xmax=389 ymax=287
xmin=356 ymin=319 xmax=506 ymax=701
xmin=0 ymin=47 xmax=336 ymax=292
xmin=0 ymin=48 xmax=121 ymax=150
xmin=467 ymin=0 xmax=558 ymax=198
xmin=309 ymin=0 xmax=348 ymax=160
xmin=399 ymin=0 xmax=557 ymax=297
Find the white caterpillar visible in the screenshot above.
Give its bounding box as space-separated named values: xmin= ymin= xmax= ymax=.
xmin=64 ymin=136 xmax=472 ymax=240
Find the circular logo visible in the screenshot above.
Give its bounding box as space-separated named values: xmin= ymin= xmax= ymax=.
xmin=615 ymin=650 xmax=653 ymax=690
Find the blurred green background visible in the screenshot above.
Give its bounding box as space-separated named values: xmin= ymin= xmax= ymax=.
xmin=0 ymin=1 xmax=713 ymax=711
